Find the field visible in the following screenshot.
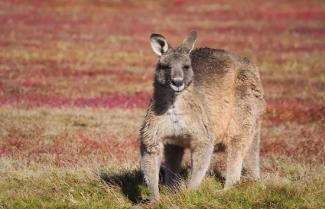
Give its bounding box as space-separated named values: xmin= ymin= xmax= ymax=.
xmin=0 ymin=0 xmax=324 ymax=208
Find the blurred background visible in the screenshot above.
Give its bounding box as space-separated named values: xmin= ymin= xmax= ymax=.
xmin=0 ymin=0 xmax=324 ymax=207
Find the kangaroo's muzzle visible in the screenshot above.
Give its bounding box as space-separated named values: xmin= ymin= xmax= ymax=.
xmin=170 ymin=78 xmax=185 ymax=92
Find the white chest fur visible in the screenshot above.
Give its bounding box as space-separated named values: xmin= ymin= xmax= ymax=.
xmin=158 ymin=100 xmax=192 ymax=142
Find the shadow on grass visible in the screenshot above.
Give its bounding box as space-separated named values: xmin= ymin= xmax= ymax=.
xmin=100 ymin=166 xmax=225 ymax=204
xmin=210 ymin=168 xmax=226 ymax=187
xmin=100 ymin=170 xmax=145 ymax=203
xmin=99 ymin=167 xmax=170 ymax=203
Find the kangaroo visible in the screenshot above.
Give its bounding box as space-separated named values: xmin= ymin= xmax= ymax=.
xmin=140 ymin=31 xmax=265 ymax=201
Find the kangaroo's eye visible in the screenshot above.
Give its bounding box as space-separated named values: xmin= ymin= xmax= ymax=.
xmin=160 ymin=64 xmax=170 ymax=70
xmin=183 ymin=65 xmax=190 ymax=70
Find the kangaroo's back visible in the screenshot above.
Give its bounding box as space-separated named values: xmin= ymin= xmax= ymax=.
xmin=190 ymin=47 xmax=265 ymax=142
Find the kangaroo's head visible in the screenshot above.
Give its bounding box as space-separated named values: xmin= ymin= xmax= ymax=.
xmin=150 ymin=31 xmax=197 ymax=93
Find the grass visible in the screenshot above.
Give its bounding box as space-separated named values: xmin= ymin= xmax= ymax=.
xmin=0 ymin=0 xmax=324 ymax=208
xmin=0 ymin=161 xmax=324 ymax=209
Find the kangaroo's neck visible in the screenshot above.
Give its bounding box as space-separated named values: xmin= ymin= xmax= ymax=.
xmin=152 ymin=82 xmax=193 ymax=115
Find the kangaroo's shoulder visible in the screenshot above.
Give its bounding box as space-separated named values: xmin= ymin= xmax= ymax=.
xmin=190 ymin=47 xmax=252 ymax=81
xmin=191 ymin=47 xmax=243 ymax=71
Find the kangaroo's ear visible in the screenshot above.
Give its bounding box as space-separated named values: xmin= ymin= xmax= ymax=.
xmin=181 ymin=31 xmax=197 ymax=53
xmin=150 ymin=33 xmax=169 ymax=56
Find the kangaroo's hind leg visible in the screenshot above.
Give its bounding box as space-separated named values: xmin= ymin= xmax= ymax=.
xmin=224 ymin=137 xmax=245 ymax=189
xmin=188 ymin=141 xmax=214 ymax=189
xmin=225 ymin=116 xmax=256 ymax=189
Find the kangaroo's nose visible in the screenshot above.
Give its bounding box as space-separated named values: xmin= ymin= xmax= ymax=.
xmin=171 ymin=78 xmax=184 ymax=87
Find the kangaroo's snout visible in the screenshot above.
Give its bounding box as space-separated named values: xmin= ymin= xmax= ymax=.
xmin=171 ymin=78 xmax=184 ymax=87
xmin=170 ymin=77 xmax=185 ymax=92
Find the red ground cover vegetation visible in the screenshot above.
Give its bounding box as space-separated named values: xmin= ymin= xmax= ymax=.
xmin=266 ymin=98 xmax=325 ymax=124
xmin=0 ymin=130 xmax=139 ymax=166
xmin=0 ymin=93 xmax=149 ymax=108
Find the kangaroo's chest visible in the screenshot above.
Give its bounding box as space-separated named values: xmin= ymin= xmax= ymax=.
xmin=158 ymin=101 xmax=197 ymax=147
xmin=165 ymin=106 xmax=189 ymax=132
xmin=164 ymin=105 xmax=189 ymax=135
